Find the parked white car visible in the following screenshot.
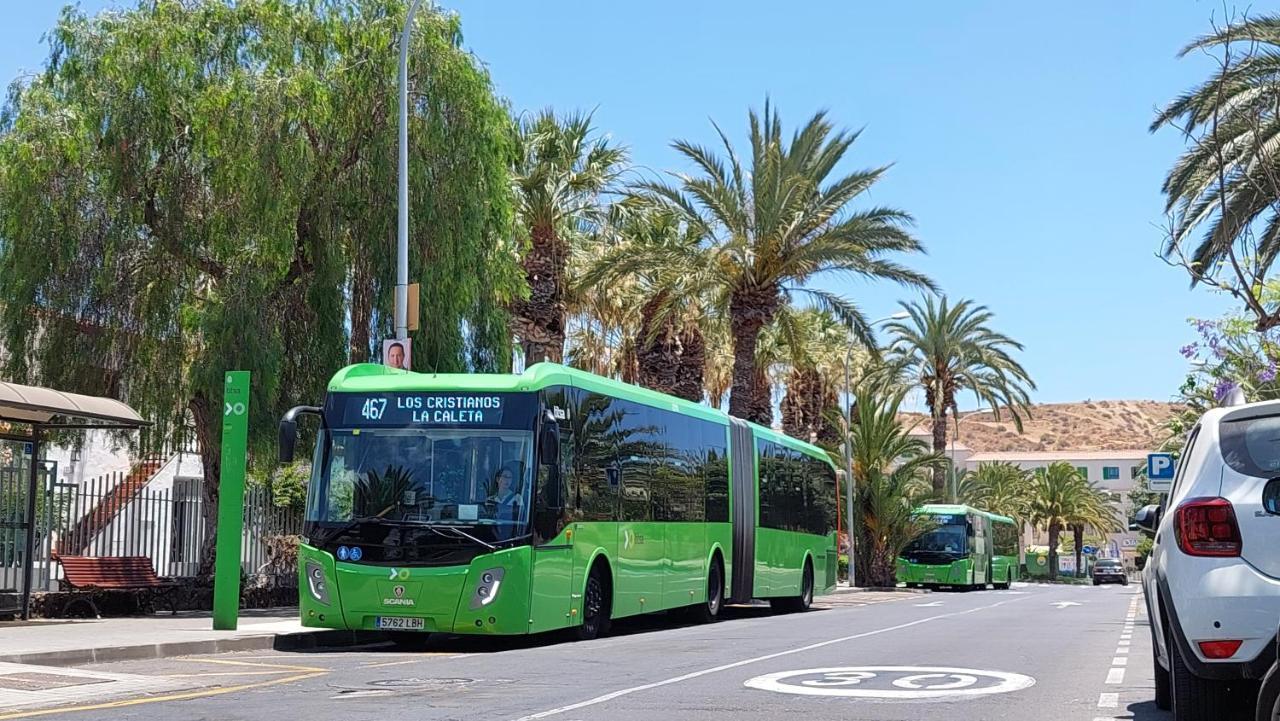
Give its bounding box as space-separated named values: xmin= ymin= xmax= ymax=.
xmin=1138 ymin=396 xmax=1280 ymax=721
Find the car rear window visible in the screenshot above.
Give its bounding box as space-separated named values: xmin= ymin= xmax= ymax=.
xmin=1097 ymin=560 xmax=1121 ymax=568
xmin=1220 ymin=413 xmax=1280 ymax=478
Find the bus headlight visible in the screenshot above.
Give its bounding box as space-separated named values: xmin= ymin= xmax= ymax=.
xmin=469 ymin=567 xmax=505 ymax=610
xmin=306 ymin=561 xmax=331 ymax=605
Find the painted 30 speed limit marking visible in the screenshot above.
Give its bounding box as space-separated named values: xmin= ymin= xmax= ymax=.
xmin=744 ymin=666 xmax=1035 ymax=699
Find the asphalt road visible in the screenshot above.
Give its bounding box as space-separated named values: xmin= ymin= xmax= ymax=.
xmin=0 ymin=583 xmax=1195 ymax=721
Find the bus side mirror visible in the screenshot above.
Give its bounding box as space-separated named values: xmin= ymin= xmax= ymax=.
xmin=279 ymin=405 xmax=322 ymax=463
xmin=1264 ymin=478 xmax=1280 ymax=515
xmin=1134 ymin=504 xmax=1161 ymax=537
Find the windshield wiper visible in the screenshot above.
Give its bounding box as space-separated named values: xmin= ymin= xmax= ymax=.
xmin=427 ymin=524 xmax=497 ymax=550
xmin=319 ymin=515 xmax=387 ymax=541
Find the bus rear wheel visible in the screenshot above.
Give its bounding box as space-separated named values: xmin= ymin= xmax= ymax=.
xmin=689 ymin=558 xmax=724 ymax=624
xmin=771 ymin=562 xmax=814 ymax=613
xmin=575 ymin=566 xmax=612 ymax=641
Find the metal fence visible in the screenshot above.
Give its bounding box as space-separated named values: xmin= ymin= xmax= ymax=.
xmin=46 ymin=473 xmax=303 ymax=587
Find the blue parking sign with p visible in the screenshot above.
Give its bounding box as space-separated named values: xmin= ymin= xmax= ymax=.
xmin=1148 ymin=453 xmax=1175 ymax=480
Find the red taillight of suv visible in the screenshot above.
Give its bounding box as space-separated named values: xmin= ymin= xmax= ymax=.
xmin=1198 ymin=639 xmax=1243 ymax=659
xmin=1174 ymin=497 xmax=1243 ymax=557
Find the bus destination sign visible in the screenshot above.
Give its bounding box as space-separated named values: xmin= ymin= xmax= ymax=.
xmin=329 ymin=392 xmax=535 ymax=429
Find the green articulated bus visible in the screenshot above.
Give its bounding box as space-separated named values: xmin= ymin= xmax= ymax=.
xmin=278 ymin=362 xmax=838 ymax=640
xmin=896 ymin=504 xmax=1018 ymax=590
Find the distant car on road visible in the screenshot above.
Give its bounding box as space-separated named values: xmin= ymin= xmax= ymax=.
xmin=1136 ymin=396 xmax=1280 ymax=721
xmin=1092 ymin=558 xmax=1128 ymax=586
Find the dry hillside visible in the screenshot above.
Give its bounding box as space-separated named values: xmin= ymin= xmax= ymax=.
xmin=901 ymin=400 xmax=1182 ymax=452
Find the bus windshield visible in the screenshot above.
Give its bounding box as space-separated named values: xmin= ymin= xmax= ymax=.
xmin=903 ymin=517 xmax=968 ymax=559
xmin=305 ymin=391 xmax=538 ymax=548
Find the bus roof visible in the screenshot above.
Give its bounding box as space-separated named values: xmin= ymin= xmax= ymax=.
xmin=325 ymin=362 xmax=834 ymax=465
xmin=914 ymin=503 xmax=1015 ymax=525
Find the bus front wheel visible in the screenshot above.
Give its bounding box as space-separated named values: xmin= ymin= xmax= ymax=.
xmin=575 ymin=566 xmax=612 ymax=641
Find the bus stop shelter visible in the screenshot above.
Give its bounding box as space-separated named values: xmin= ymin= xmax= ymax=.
xmin=0 ymin=381 xmax=148 ymax=619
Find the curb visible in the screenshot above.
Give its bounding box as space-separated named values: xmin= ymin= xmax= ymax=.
xmin=0 ymin=629 xmax=387 ymax=668
xmin=829 ymin=586 xmax=930 ymax=595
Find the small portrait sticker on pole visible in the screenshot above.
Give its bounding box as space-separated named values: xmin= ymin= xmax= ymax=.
xmin=383 ymin=338 xmax=412 ymax=371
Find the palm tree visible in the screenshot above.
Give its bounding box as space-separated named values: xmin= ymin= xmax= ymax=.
xmin=1065 ymin=485 xmax=1121 ymax=579
xmin=511 ymin=109 xmax=627 ymax=364
xmin=1151 ymin=14 xmax=1280 ymax=313
xmin=834 ymin=387 xmax=947 ymax=587
xmin=885 ymin=296 xmax=1035 ymax=495
xmin=777 ymin=308 xmax=852 ymax=443
xmin=1027 ymin=462 xmax=1082 ymax=582
xmin=626 ymin=102 xmax=934 ymax=424
xmin=578 ymin=206 xmax=708 ymax=400
xmin=965 ymin=461 xmax=1032 ymax=524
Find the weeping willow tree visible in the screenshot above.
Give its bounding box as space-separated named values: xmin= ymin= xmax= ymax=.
xmin=0 ymin=0 xmax=518 ymax=569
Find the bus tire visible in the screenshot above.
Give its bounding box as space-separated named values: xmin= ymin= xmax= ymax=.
xmin=993 ymin=568 xmax=1011 ymax=590
xmin=575 ymin=564 xmax=612 ymax=641
xmin=689 ymin=556 xmax=724 ymax=624
xmin=771 ymin=561 xmax=814 ymax=613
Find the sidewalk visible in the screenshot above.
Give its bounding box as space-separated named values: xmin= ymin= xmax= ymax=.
xmin=0 ymin=608 xmax=378 ymax=667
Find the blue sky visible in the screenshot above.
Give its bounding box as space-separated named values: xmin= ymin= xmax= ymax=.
xmin=1 ymin=2 xmax=1250 ymax=406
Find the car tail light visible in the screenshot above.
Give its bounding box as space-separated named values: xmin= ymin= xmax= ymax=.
xmin=1198 ymin=639 xmax=1242 ymax=659
xmin=1174 ymin=497 xmax=1242 ymax=557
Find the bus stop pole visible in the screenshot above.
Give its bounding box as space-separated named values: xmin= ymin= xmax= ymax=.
xmin=20 ymin=427 xmax=40 ymax=620
xmin=213 ymin=371 xmax=250 ymax=630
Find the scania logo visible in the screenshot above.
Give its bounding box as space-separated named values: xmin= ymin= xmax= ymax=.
xmin=393 ymin=585 xmax=405 ymax=598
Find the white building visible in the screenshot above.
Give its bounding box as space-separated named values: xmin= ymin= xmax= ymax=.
xmin=960 ymin=449 xmax=1148 ymax=562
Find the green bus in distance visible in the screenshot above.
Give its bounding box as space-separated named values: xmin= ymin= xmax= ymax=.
xmin=278 ymin=362 xmax=838 ymax=640
xmin=897 ymin=504 xmax=1018 ymax=589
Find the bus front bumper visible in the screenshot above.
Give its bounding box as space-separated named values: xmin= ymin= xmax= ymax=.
xmin=297 ymin=543 xmax=533 ymax=635
xmin=896 ymin=559 xmax=971 ymax=585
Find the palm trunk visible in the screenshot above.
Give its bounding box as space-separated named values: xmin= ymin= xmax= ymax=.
xmin=931 ymin=411 xmax=949 ymax=495
xmin=636 ymin=291 xmax=702 ymax=401
xmin=673 ymin=321 xmax=705 ymax=402
xmin=512 ymin=223 xmax=567 ymax=364
xmin=727 ymin=288 xmax=778 ymax=424
xmin=1047 ymin=521 xmax=1061 ymax=582
xmin=781 ymin=368 xmax=828 ymax=443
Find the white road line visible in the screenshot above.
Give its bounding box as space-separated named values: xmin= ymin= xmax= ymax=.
xmin=1098 ymin=692 xmax=1119 ymax=707
xmin=1105 ymin=667 xmax=1125 ymax=684
xmin=1112 ymin=657 xmax=1128 ymax=666
xmin=1116 ymin=647 xmax=1130 ymax=655
xmin=510 ymin=596 xmax=1029 ymax=721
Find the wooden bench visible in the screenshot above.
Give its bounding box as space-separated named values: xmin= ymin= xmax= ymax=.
xmin=54 ymin=555 xmax=179 ymax=618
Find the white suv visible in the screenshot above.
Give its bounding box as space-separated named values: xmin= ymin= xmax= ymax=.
xmin=1139 ymin=397 xmax=1280 ymax=721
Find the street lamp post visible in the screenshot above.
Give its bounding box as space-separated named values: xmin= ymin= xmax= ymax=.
xmin=843 ymin=311 xmax=909 ymax=588
xmin=394 ymin=0 xmax=425 ymax=341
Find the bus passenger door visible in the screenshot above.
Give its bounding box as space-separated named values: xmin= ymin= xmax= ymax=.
xmin=529 ymin=405 xmax=573 ymax=633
